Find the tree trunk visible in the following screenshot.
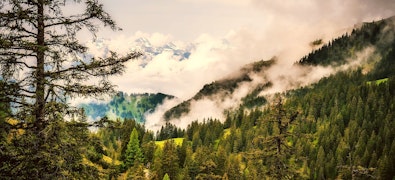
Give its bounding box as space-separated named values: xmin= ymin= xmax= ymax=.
xmin=35 ymin=0 xmax=45 ymax=129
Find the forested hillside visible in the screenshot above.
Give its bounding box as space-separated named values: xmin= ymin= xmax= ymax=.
xmin=91 ymin=17 xmax=395 ymax=179
xmin=164 ymin=59 xmax=274 ymax=120
xmin=81 ymin=92 xmax=173 ymax=123
xmin=1 ymin=0 xmax=394 ymax=179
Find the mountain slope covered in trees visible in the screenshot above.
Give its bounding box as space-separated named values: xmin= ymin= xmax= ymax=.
xmin=164 ymin=59 xmax=274 ymax=120
xmin=94 ymin=17 xmax=395 ymax=179
xmin=1 ymin=1 xmax=394 ymax=178
xmin=81 ymin=92 xmax=173 ymax=123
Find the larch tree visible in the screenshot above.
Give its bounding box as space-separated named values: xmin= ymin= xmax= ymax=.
xmin=0 ymin=0 xmax=141 ymax=178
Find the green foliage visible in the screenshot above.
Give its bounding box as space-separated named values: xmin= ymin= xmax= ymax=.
xmin=367 ymin=78 xmax=389 ymax=85
xmin=2 ymin=13 xmax=394 ymax=179
xmin=367 ymin=35 xmax=395 ymax=80
xmin=125 ymin=128 xmax=144 ymax=168
xmin=104 ymin=70 xmax=394 ymax=179
xmin=241 ymin=82 xmax=271 ymax=108
xmin=287 ymin=70 xmax=395 ymax=179
xmin=155 ymin=138 xmax=184 ymax=148
xmin=126 ymin=162 xmax=146 ymax=180
xmin=82 ymin=92 xmax=173 ymax=123
xmin=154 ymin=140 xmax=180 ymax=180
xmin=156 ymin=122 xmax=185 ymax=141
xmin=0 ymin=0 xmax=140 ymax=178
xmin=299 ymin=17 xmax=395 ymax=66
xmin=125 ymin=19 xmax=395 ymax=178
xmin=163 ymin=173 xmax=170 ymax=180
xmin=0 ymin=118 xmax=101 ymax=179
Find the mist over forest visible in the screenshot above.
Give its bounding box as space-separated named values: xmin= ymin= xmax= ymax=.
xmin=1 ymin=0 xmax=395 ymax=179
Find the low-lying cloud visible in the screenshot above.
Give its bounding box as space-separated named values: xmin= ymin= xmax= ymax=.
xmin=144 ymin=45 xmax=378 ymax=132
xmin=75 ymin=0 xmax=395 ymax=131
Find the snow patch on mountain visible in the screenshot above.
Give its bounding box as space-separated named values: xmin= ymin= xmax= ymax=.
xmin=86 ymin=37 xmax=193 ymax=68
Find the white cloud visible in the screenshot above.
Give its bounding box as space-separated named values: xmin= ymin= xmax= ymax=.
xmin=75 ymin=0 xmax=395 ymax=130
xmin=144 ymin=98 xmax=182 ymax=131
xmin=84 ymin=32 xmax=244 ymax=100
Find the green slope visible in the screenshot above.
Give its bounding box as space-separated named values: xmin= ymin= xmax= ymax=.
xmin=81 ymin=92 xmax=174 ymax=123
xmin=367 ymin=78 xmax=389 ymax=85
xmin=97 ymin=16 xmax=395 ymax=179
xmin=155 ymin=138 xmax=184 ymax=148
xmin=153 ymin=35 xmax=395 ymax=179
xmin=299 ymin=17 xmax=395 ymax=82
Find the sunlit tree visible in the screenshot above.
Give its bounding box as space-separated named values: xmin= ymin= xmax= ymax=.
xmin=125 ymin=128 xmax=144 ymax=167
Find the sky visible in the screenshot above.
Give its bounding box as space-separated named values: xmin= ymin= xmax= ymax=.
xmin=76 ymin=0 xmax=395 ymax=100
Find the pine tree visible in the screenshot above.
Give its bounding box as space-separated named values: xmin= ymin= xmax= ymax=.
xmin=0 ymin=0 xmax=141 ymax=178
xmin=125 ymin=128 xmax=144 ymax=168
xmin=0 ymin=0 xmax=140 ymax=128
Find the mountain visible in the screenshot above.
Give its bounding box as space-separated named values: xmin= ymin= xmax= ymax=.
xmin=79 ymin=36 xmax=195 ymax=123
xmin=164 ymin=59 xmax=275 ymax=120
xmin=134 ymin=37 xmax=192 ymax=59
xmin=88 ymin=37 xmax=193 ymax=68
xmin=299 ymin=16 xmax=395 ymax=70
xmin=139 ymin=16 xmax=395 ymax=179
xmin=163 ymin=17 xmax=395 ymax=122
xmin=80 ymin=92 xmax=174 ymax=123
xmin=74 ymin=16 xmax=395 ymax=179
xmin=299 ymin=16 xmax=395 ymax=82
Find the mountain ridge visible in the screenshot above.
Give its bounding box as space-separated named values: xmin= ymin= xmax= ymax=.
xmin=163 ymin=16 xmax=395 ymax=123
xmin=163 ymin=58 xmax=275 ymax=120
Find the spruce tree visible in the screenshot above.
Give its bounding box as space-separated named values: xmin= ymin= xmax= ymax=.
xmin=125 ymin=128 xmax=144 ymax=168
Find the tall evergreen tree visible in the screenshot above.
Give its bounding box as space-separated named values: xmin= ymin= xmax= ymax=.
xmin=125 ymin=128 xmax=144 ymax=168
xmin=248 ymin=96 xmax=299 ymax=179
xmin=0 ymin=0 xmax=140 ymax=178
xmin=161 ymin=140 xmax=179 ymax=180
xmin=0 ymin=0 xmax=140 ymax=127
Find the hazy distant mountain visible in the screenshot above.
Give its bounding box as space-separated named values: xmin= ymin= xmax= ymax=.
xmin=134 ymin=37 xmax=191 ymax=59
xmin=88 ymin=37 xmax=193 ymax=68
xmin=79 ymin=37 xmax=194 ymax=122
xmin=80 ymin=92 xmax=174 ymax=123
xmin=164 ymin=59 xmax=275 ymax=120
